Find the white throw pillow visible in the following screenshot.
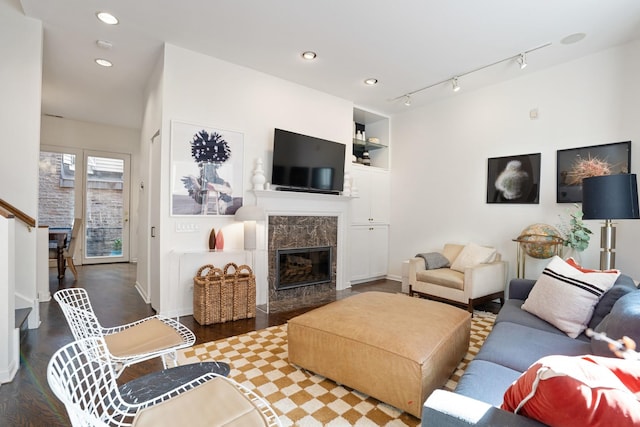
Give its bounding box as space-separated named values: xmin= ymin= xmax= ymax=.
xmin=450 ymin=243 xmax=497 ymax=272
xmin=521 ymin=256 xmax=620 ymax=338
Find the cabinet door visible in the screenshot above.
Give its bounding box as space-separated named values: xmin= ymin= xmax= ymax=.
xmin=350 ymin=166 xmax=390 ymax=224
xmin=350 ymin=226 xmax=371 ymax=282
xmin=350 ymin=168 xmax=373 ymax=224
xmin=368 ymin=225 xmax=389 ymax=278
xmin=369 ymin=170 xmax=390 ymax=223
xmin=349 ymin=225 xmax=389 ymax=282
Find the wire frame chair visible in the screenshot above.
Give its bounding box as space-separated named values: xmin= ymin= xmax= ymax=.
xmin=47 ymin=337 xmax=282 ymax=427
xmin=54 ymin=288 xmax=195 ymax=376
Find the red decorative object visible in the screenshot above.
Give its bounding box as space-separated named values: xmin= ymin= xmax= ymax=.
xmin=215 ymin=229 xmax=224 ymax=250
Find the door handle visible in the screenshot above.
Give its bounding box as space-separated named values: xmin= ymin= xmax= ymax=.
xmin=151 ymin=226 xmax=156 ymax=237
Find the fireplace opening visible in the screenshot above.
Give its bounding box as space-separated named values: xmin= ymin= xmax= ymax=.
xmin=276 ymin=246 xmax=332 ymax=290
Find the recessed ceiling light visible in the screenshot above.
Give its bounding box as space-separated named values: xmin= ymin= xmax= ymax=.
xmin=561 ymin=33 xmax=586 ymax=45
xmin=96 ymin=12 xmax=119 ymax=25
xmin=95 ymin=58 xmax=113 ymax=67
xmin=364 ymin=78 xmax=378 ymax=85
xmin=301 ymin=51 xmax=317 ymax=60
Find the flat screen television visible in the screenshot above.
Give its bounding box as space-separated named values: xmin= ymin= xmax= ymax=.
xmin=272 ymin=128 xmax=345 ymax=194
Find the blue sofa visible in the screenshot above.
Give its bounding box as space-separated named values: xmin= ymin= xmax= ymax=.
xmin=422 ymin=275 xmax=640 ymax=426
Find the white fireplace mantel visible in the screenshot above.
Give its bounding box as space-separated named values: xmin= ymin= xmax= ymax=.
xmin=253 ymin=190 xmax=353 ymax=307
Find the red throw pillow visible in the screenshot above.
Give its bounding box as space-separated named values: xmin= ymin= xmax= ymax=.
xmin=501 ymin=355 xmax=640 ymax=426
xmin=566 ymin=257 xmax=620 ymax=274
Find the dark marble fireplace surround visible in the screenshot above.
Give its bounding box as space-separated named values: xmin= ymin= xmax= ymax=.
xmin=268 ymin=215 xmax=338 ymax=312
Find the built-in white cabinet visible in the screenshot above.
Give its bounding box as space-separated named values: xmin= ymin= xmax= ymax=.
xmin=349 ymin=106 xmax=391 ymax=284
xmin=350 ymin=225 xmax=389 ymax=284
xmin=350 ymin=165 xmax=390 ymax=224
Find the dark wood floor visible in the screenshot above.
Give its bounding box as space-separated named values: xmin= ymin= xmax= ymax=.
xmin=0 ymin=263 xmax=405 ymax=426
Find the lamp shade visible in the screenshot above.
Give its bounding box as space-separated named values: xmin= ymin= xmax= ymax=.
xmin=582 ymin=174 xmax=640 ymax=220
xmin=234 ymin=205 xmax=265 ymax=222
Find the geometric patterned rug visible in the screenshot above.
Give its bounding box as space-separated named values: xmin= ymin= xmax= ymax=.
xmin=178 ymin=311 xmax=496 ymax=426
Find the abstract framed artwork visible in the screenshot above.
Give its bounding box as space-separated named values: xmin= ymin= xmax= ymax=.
xmin=556 ymin=141 xmax=631 ymax=203
xmin=170 ymin=120 xmax=244 ymax=216
xmin=487 ymin=153 xmax=541 ymax=204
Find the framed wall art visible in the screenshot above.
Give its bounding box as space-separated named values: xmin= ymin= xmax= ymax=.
xmin=556 ymin=141 xmax=631 ymax=203
xmin=487 ymin=153 xmax=541 ymax=204
xmin=170 ymin=120 xmax=244 ymax=216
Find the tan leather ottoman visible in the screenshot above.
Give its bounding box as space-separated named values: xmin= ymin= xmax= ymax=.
xmin=287 ymin=291 xmax=471 ymax=418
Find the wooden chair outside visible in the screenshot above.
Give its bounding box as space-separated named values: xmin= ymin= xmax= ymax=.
xmin=63 ymin=218 xmax=82 ymax=280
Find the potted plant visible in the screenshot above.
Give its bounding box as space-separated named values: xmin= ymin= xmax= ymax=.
xmin=557 ymin=204 xmax=592 ymax=262
xmin=112 ymin=238 xmax=122 ymax=255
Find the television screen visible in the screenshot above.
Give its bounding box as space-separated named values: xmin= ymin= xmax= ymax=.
xmin=272 ymin=129 xmax=345 ymax=193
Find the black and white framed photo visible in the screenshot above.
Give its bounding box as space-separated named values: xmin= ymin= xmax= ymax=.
xmin=170 ymin=120 xmax=244 ymax=216
xmin=487 ymin=153 xmax=541 ymax=204
xmin=556 ymin=141 xmax=631 ymax=203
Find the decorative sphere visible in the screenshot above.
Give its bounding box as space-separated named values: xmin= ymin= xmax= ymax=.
xmin=517 ymin=223 xmax=562 ymax=259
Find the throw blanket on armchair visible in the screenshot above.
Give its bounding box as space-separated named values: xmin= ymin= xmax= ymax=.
xmin=416 ymin=252 xmax=450 ymax=270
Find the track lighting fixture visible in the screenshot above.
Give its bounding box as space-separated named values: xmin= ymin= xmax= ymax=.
xmin=391 ymin=42 xmax=551 ymax=106
xmin=518 ymin=53 xmax=527 ymax=69
xmin=452 ymin=77 xmax=460 ymax=92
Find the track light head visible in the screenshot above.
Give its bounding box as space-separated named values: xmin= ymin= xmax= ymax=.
xmin=403 ymin=95 xmax=411 ymax=106
xmin=452 ymin=77 xmax=461 ymax=92
xmin=518 ymin=53 xmax=527 ymax=69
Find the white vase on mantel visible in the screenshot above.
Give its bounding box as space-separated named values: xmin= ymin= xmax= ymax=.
xmin=252 ymin=158 xmax=266 ymax=190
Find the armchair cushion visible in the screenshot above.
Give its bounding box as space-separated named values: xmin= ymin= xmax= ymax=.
xmin=417 ymin=268 xmax=464 ymax=290
xmin=450 ymin=243 xmax=497 ymax=273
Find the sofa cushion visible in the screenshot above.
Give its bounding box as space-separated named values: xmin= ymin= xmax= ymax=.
xmin=416 ymin=268 xmax=464 ymax=290
xmin=495 ymin=300 xmax=587 ymax=339
xmin=474 ymin=321 xmax=592 ymax=373
xmin=501 ymin=355 xmax=640 ymax=427
xmin=450 ymin=243 xmax=496 ymax=273
xmin=589 ymin=274 xmax=637 ymax=330
xmin=592 ymin=290 xmax=640 ymax=357
xmin=454 ymin=359 xmax=523 ymax=407
xmin=521 ymin=256 xmax=619 ymax=338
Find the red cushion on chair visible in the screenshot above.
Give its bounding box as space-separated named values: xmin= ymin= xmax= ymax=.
xmin=501 ymin=355 xmax=640 ymax=427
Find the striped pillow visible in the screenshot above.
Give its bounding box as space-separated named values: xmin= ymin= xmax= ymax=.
xmin=521 ymin=256 xmax=620 ymax=338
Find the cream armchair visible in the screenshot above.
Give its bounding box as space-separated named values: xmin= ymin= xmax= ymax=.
xmin=409 ymin=243 xmax=507 ymax=313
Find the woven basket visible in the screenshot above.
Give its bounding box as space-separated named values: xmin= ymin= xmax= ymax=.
xmin=193 ymin=264 xmax=223 ymax=325
xmin=226 ymin=264 xmax=256 ymax=320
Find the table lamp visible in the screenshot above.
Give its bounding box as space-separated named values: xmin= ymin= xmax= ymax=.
xmin=582 ymin=173 xmax=640 ymax=270
xmin=234 ymin=205 xmax=266 ymax=250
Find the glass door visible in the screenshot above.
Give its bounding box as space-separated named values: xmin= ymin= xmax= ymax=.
xmin=82 ymin=151 xmax=130 ymax=264
xmin=38 ymin=150 xmax=79 ymax=230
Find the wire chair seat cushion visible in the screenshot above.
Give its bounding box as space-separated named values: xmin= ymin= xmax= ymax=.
xmin=104 ymin=318 xmax=185 ymax=358
xmin=47 ymin=337 xmax=282 ymax=427
xmin=53 ymin=288 xmax=195 ymax=375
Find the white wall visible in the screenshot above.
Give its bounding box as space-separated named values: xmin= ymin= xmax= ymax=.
xmin=0 ymin=0 xmax=42 ymax=383
xmin=40 ymin=116 xmax=142 ymax=261
xmin=149 ymin=44 xmax=353 ymax=315
xmin=136 ymin=51 xmax=164 ymax=306
xmin=389 ymin=40 xmax=640 ymax=282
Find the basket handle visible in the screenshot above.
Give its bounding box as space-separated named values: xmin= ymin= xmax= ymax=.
xmin=236 ymin=264 xmax=254 ymax=275
xmin=223 ymin=262 xmax=240 ymax=277
xmin=196 ymin=264 xmax=216 ymax=277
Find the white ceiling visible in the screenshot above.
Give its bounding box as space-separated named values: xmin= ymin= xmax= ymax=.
xmin=15 ymin=0 xmax=640 ymax=130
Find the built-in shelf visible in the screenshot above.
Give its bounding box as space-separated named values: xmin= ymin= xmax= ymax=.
xmin=353 ymin=107 xmax=390 ymax=169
